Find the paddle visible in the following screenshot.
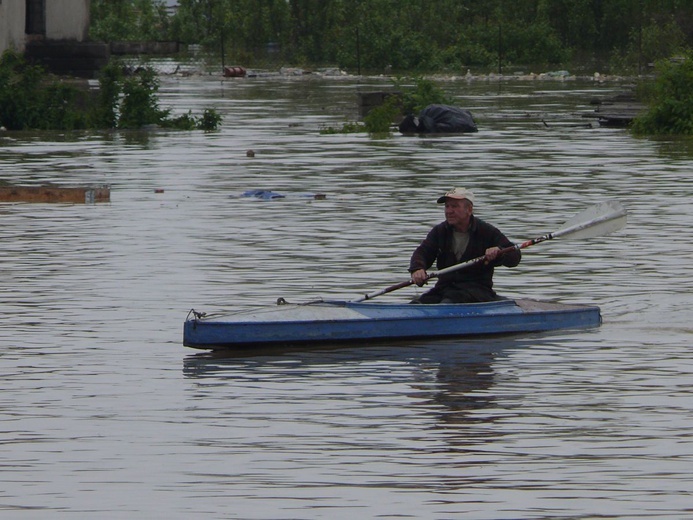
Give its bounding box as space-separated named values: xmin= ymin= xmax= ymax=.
xmin=352 ymin=199 xmax=627 ymax=303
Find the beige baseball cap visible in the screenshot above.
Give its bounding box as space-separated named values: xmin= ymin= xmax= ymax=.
xmin=437 ymin=187 xmax=475 ymax=204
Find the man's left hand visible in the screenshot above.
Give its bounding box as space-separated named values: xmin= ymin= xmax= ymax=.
xmin=484 ymin=246 xmax=502 ymax=264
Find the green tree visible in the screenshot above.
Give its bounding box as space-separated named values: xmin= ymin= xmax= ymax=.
xmin=88 ymin=0 xmax=693 ymax=73
xmin=90 ymin=0 xmax=169 ymax=41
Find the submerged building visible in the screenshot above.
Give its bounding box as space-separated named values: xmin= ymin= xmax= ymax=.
xmin=0 ymin=0 xmax=107 ymax=77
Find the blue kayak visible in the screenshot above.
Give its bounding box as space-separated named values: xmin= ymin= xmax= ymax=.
xmin=183 ymin=299 xmax=601 ymax=350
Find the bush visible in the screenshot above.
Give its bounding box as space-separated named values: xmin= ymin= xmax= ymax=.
xmin=396 ymin=77 xmax=452 ymax=115
xmin=0 ymin=50 xmax=85 ymax=130
xmin=41 ymin=83 xmax=87 ymax=130
xmin=321 ymin=77 xmax=452 ymax=136
xmin=0 ymin=51 xmax=222 ymax=132
xmin=196 ymin=108 xmax=223 ymax=131
xmin=90 ymin=61 xmax=122 ymax=128
xmin=363 ymin=95 xmax=401 ymax=133
xmin=632 ymin=55 xmax=693 ymax=135
xmin=118 ymin=66 xmax=169 ymax=128
xmin=163 ymin=108 xmax=222 ymax=131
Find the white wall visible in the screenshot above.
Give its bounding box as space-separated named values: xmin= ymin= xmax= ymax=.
xmin=45 ymin=0 xmax=90 ymax=41
xmin=0 ymin=0 xmax=91 ymax=53
xmin=0 ymin=0 xmax=27 ymax=53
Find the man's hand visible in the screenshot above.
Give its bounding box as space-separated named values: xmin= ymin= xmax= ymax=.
xmin=484 ymin=246 xmax=502 ymax=264
xmin=411 ymin=269 xmax=428 ymax=287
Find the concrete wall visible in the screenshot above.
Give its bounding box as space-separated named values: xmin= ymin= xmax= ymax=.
xmin=45 ymin=0 xmax=90 ymax=41
xmin=0 ymin=1 xmax=27 ymax=53
xmin=0 ymin=0 xmax=90 ymax=54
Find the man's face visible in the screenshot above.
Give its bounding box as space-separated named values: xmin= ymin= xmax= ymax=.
xmin=444 ymin=199 xmax=473 ymax=230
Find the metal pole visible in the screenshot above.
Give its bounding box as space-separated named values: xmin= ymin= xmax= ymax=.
xmin=498 ymin=1 xmax=503 ymax=76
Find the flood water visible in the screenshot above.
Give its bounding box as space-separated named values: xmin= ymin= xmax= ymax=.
xmin=1 ymin=71 xmax=692 ymax=519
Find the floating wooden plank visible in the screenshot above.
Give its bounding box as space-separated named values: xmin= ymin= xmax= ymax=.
xmin=0 ymin=185 xmax=110 ymax=204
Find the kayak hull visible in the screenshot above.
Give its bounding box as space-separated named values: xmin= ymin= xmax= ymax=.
xmin=183 ymin=299 xmax=601 ymax=350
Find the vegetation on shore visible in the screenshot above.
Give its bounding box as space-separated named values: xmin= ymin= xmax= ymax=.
xmin=633 ymin=54 xmax=693 ymax=135
xmin=88 ymin=1 xmax=693 ymax=136
xmin=90 ymin=0 xmax=692 ymax=76
xmin=0 ymin=51 xmax=221 ymax=132
xmin=6 ymin=1 xmax=693 ymax=135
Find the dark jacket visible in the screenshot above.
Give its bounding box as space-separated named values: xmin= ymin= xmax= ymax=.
xmin=409 ymin=215 xmax=521 ymax=293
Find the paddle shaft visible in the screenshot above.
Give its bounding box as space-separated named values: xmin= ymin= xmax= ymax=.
xmin=353 ymin=200 xmax=626 ymax=302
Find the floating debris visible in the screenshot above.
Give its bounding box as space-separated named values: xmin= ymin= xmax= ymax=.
xmin=0 ymin=185 xmax=110 ymax=204
xmin=238 ymin=190 xmax=326 ymax=201
xmin=223 ymin=66 xmax=247 ymax=78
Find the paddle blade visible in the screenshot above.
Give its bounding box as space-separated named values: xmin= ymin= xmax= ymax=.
xmin=554 ymin=200 xmax=627 ymax=240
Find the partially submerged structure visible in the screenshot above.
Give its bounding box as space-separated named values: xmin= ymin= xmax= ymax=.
xmin=0 ymin=0 xmax=108 ymax=77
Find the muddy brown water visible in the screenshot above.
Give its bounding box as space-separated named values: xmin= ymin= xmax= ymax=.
xmin=1 ymin=73 xmax=691 ymax=519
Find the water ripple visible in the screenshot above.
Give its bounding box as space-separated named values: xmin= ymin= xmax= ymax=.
xmin=0 ymin=76 xmax=691 ymax=519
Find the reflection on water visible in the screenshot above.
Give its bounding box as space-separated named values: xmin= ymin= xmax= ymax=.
xmin=0 ymin=75 xmax=692 ymax=519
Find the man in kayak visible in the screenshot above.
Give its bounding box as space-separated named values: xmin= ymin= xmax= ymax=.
xmin=409 ymin=188 xmax=521 ymax=303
